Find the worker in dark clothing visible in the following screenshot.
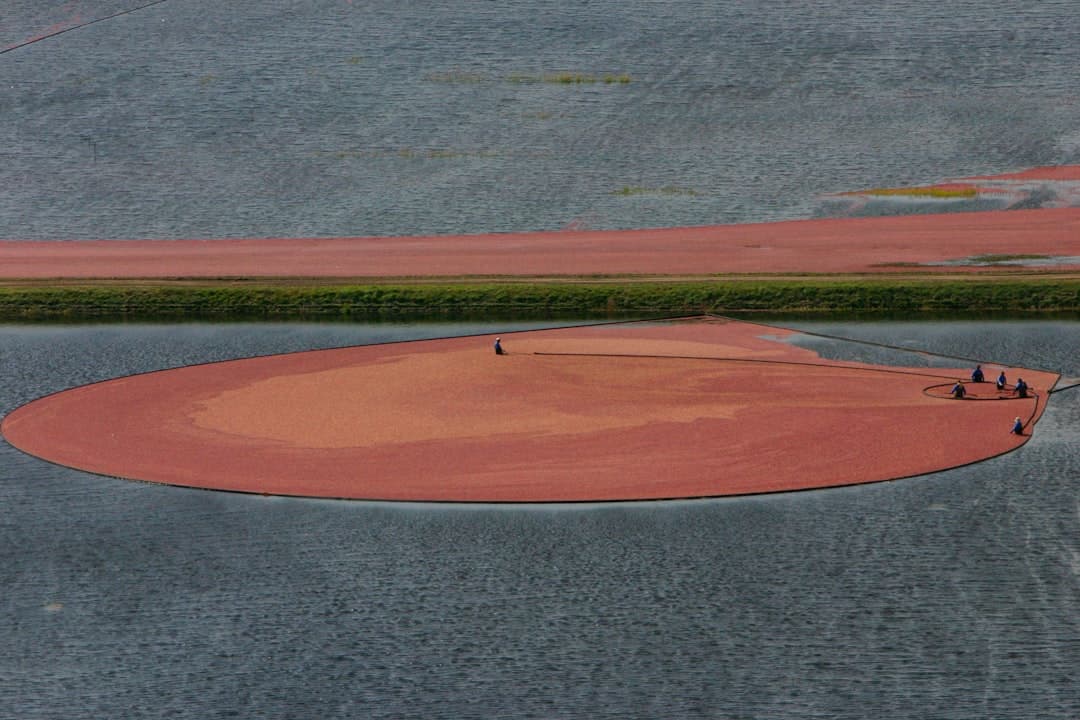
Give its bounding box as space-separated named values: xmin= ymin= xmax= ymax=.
xmin=971 ymin=365 xmax=985 ymax=383
xmin=1011 ymin=417 xmax=1024 ymax=435
xmin=494 ymin=337 xmax=506 ymax=355
xmin=1014 ymin=378 xmax=1028 ymax=398
xmin=950 ymin=381 xmax=967 ymax=399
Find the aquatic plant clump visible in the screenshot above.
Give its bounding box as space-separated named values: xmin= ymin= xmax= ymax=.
xmin=509 ymin=72 xmax=633 ymax=84
xmin=860 ymin=186 xmax=979 ymax=199
xmin=611 ymin=186 xmax=702 ymax=197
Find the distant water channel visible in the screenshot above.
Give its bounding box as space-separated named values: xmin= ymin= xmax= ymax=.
xmin=2 ymin=319 xmax=1078 ymax=719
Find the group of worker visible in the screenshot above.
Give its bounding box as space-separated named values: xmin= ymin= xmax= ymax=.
xmin=951 ymin=365 xmax=1031 ymax=435
xmin=496 ymin=337 xmax=1033 ymax=435
xmin=962 ymin=365 xmax=1030 ymax=397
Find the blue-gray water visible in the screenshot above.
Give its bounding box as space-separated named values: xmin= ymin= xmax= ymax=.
xmin=4 ymin=2 xmax=1080 ymax=717
xmin=3 ymin=1 xmax=1080 ymax=240
xmin=2 ymin=320 xmax=1079 ymax=719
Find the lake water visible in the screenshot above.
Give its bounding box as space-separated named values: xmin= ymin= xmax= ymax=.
xmin=2 ymin=320 xmax=1079 ymax=719
xmin=3 ymin=1 xmax=1080 ymax=240
xmin=4 ymin=1 xmax=1080 ymax=716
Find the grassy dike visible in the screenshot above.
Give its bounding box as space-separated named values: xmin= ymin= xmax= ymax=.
xmin=2 ymin=276 xmax=1080 ymax=321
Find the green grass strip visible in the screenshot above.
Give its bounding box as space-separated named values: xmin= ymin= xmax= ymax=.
xmin=1 ymin=278 xmax=1079 ymax=321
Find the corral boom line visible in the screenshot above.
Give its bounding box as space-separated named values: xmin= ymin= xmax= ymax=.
xmin=532 ymin=350 xmax=973 ymax=382
xmin=707 ymin=313 xmax=1059 ymax=374
xmin=1 ymin=0 xmax=174 ymax=56
xmin=534 ymin=350 xmax=1044 ymax=429
xmin=1049 ymin=382 xmax=1080 ymax=394
xmin=922 ymin=381 xmax=1042 ymax=429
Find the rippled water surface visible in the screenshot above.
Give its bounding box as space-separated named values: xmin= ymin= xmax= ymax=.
xmin=2 ymin=320 xmax=1079 ymax=719
xmin=4 ymin=2 xmax=1080 ymax=717
xmin=3 ymin=1 xmax=1080 ymax=239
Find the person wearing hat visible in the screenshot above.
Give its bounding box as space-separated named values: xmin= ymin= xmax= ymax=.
xmin=1011 ymin=417 xmax=1024 ymax=435
xmin=494 ymin=337 xmax=505 ymax=355
xmin=950 ymin=380 xmax=966 ymax=399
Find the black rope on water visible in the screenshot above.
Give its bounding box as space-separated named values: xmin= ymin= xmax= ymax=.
xmin=532 ymin=350 xmax=971 ymax=383
xmin=922 ymin=381 xmax=1035 ymax=402
xmin=704 ymin=313 xmax=1060 ymax=375
xmin=512 ymin=313 xmax=1053 ymax=437
xmin=1048 ymin=382 xmax=1080 ymax=395
xmin=923 ymin=382 xmax=1041 ymax=429
xmin=1025 ymin=392 xmax=1042 ymax=430
xmin=1 ymin=0 xmax=174 ymax=56
xmin=699 ymin=310 xmax=1054 ymax=433
xmin=534 ymin=349 xmax=1046 ymax=434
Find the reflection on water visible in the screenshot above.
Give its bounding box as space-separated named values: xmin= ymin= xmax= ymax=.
xmin=2 ymin=320 xmax=1079 ymax=719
